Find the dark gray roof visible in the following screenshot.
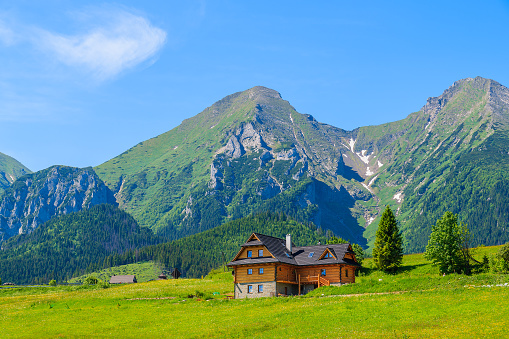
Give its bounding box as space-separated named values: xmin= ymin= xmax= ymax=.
xmin=227 ymin=233 xmax=360 ymax=267
xmin=109 ymin=275 xmax=137 ymax=284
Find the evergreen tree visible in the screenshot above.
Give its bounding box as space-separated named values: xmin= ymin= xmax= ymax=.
xmin=424 ymin=211 xmax=469 ymax=274
xmin=373 ymin=206 xmax=403 ymax=272
xmin=351 ymin=244 xmax=365 ymax=266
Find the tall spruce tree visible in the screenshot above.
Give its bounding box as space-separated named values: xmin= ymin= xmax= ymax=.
xmin=373 ymin=206 xmax=403 ymax=272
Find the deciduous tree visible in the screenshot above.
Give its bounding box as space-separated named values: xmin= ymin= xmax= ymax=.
xmin=424 ymin=211 xmax=469 ymax=274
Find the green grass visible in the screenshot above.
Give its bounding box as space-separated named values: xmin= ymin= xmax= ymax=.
xmin=68 ymin=261 xmax=164 ymax=284
xmin=1 ymin=249 xmax=508 ymax=337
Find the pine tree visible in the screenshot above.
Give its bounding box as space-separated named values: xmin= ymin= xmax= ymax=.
xmin=373 ymin=206 xmax=403 ymax=272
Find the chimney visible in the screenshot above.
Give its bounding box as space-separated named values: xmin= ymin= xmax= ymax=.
xmin=286 ymin=234 xmax=292 ymax=253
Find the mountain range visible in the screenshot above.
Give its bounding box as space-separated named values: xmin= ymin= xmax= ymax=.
xmin=1 ymin=76 xmax=509 ymax=257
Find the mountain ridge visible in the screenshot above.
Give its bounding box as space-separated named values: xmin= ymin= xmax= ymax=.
xmin=93 ymin=76 xmax=509 ymax=252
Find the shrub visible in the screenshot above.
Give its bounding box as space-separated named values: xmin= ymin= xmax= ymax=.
xmin=84 ymin=276 xmax=99 ymax=285
xmin=499 ymin=243 xmax=509 ymax=270
xmin=49 ymin=279 xmax=57 ymax=286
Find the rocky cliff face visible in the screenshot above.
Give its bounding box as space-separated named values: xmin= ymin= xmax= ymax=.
xmin=0 ymin=166 xmax=116 ymax=243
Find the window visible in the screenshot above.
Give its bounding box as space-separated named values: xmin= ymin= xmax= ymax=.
xmin=321 ymin=269 xmax=326 ymax=276
xmin=247 ymin=250 xmax=252 ymax=258
xmin=285 ymin=252 xmax=291 ymax=258
xmin=324 ymin=252 xmax=331 ymax=258
xmin=247 ymin=268 xmax=253 ymax=275
xmin=308 ymin=252 xmax=314 ymax=258
xmin=258 ymin=249 xmax=263 ymax=257
xmin=345 ymin=269 xmax=348 ymax=277
xmin=259 ymin=268 xmax=264 ymax=274
xmin=258 ymin=285 xmax=263 ymax=293
xmin=248 ymin=285 xmax=253 ymax=293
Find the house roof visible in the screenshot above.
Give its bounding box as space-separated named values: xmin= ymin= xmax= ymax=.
xmin=227 ymin=232 xmax=360 ymax=267
xmin=109 ymin=275 xmax=137 ymax=284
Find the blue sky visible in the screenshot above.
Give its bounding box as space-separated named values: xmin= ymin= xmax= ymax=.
xmin=1 ymin=1 xmax=508 ymax=171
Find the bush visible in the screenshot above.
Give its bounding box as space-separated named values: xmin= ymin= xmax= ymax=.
xmin=49 ymin=279 xmax=57 ymax=286
xmin=98 ymin=280 xmax=110 ymax=289
xmin=84 ymin=276 xmax=99 ymax=285
xmin=499 ymin=243 xmax=509 ymax=268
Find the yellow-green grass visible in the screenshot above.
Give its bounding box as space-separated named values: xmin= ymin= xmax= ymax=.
xmin=1 ymin=249 xmax=509 ymax=338
xmin=68 ymin=261 xmax=164 ymax=284
xmin=309 ymin=244 xmax=507 ymax=297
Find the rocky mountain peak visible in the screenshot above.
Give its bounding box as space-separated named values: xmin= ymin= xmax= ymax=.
xmin=245 ymin=86 xmax=282 ymax=101
xmin=0 ymin=165 xmax=116 ymax=244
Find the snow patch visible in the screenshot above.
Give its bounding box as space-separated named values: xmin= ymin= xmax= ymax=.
xmin=393 ymin=192 xmax=404 ymax=203
xmin=366 ymin=167 xmax=374 ymax=176
xmin=173 ymin=146 xmax=178 ymax=150
xmin=362 ymin=183 xmax=373 ymax=194
xmin=368 ymin=175 xmax=379 ymax=187
xmin=289 ymin=114 xmax=294 ymax=124
xmin=356 ymin=150 xmax=370 ymax=164
xmin=343 ymin=154 xmax=348 ymax=158
xmin=210 ymin=125 xmax=216 ymax=129
xmin=378 ymin=161 xmax=383 ymax=167
xmin=348 ymin=138 xmax=356 ymax=152
xmin=367 ymin=217 xmax=375 ymax=225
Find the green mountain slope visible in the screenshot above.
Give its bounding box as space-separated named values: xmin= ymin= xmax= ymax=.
xmin=95 ymin=87 xmax=367 ymax=245
xmin=0 ymin=152 xmax=31 ymax=193
xmin=95 ymin=77 xmax=509 ymax=253
xmin=356 ymin=77 xmax=509 ymax=251
xmin=0 ymin=204 xmax=162 ymax=284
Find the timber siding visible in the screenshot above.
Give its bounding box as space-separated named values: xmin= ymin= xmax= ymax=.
xmin=227 ymin=233 xmax=361 ymax=298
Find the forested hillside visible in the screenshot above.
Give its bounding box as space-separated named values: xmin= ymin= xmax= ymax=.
xmin=96 ymin=212 xmax=329 ymax=278
xmin=0 ymin=204 xmax=162 ymax=284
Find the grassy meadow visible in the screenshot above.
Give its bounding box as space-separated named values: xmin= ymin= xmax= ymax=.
xmin=1 ymin=246 xmax=508 ymax=338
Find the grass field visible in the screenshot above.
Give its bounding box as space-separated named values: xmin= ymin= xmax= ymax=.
xmin=1 ymin=247 xmax=508 ymax=338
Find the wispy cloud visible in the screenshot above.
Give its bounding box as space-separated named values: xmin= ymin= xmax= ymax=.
xmin=0 ymin=19 xmax=15 ymax=45
xmin=36 ymin=9 xmax=167 ymax=80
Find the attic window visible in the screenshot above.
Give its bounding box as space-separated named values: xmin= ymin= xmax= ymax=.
xmin=247 ymin=250 xmax=252 ymax=258
xmin=258 ymin=249 xmax=263 ymax=257
xmin=324 ymin=252 xmax=331 ymax=258
xmin=285 ymin=253 xmax=291 ymax=258
xmin=308 ymin=252 xmax=314 ymax=258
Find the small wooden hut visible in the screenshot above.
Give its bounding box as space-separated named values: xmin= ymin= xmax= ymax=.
xmin=109 ymin=275 xmax=137 ymax=284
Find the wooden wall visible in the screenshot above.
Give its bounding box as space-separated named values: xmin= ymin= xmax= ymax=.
xmin=235 ymin=264 xmax=276 ymax=283
xmin=342 ymin=265 xmax=355 ymax=283
xmin=276 ymin=264 xmax=296 ymax=282
xmin=235 ymin=246 xmax=272 ymax=260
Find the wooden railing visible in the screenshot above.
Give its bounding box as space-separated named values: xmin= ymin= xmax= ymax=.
xmin=300 ymin=275 xmax=319 ymax=284
xmin=319 ymin=276 xmax=330 ymax=287
xmin=299 ymin=275 xmax=330 ymax=287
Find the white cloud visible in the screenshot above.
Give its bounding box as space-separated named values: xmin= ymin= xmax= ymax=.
xmin=37 ymin=9 xmax=167 ymax=80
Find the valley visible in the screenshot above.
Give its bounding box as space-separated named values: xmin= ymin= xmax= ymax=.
xmin=1 ymin=77 xmax=509 ymax=283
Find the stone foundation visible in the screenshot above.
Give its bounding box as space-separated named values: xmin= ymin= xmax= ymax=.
xmin=235 ymin=281 xmax=276 ymax=298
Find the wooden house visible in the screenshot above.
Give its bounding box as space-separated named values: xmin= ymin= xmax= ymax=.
xmin=227 ymin=233 xmax=360 ymax=298
xmin=109 ymin=275 xmax=137 ymax=284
